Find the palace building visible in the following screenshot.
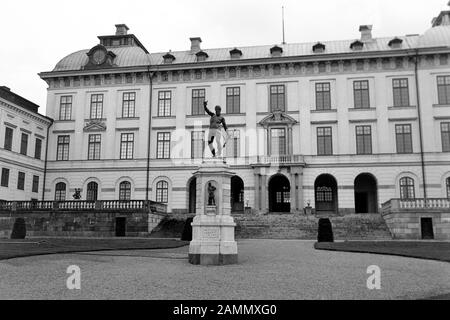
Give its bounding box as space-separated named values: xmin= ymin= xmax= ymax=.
xmin=3 ymin=9 xmax=450 ymax=219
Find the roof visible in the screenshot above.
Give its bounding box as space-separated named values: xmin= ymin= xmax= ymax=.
xmin=54 ymin=46 xmax=149 ymax=71
xmin=0 ymin=86 xmax=40 ymax=113
xmin=148 ymin=36 xmax=421 ymax=65
xmin=50 ymin=27 xmax=450 ymax=72
xmin=418 ymin=25 xmax=450 ymax=48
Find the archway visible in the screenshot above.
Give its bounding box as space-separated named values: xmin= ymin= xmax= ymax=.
xmin=354 ymin=173 xmax=378 ymax=213
xmin=314 ymin=174 xmax=338 ymax=215
xmin=231 ymin=176 xmax=244 ymax=213
xmin=188 ymin=178 xmax=197 ymax=214
xmin=269 ymin=175 xmax=291 ymax=213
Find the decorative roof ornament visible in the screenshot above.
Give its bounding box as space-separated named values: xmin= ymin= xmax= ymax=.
xmin=388 ymin=37 xmax=403 ymax=48
xmin=84 ymin=45 xmax=116 ymax=70
xmin=313 ymin=42 xmax=326 ymax=53
xmin=350 ymin=40 xmax=364 ymax=50
xmin=270 ymin=45 xmax=283 ymax=56
xmin=230 ymin=48 xmax=243 ymax=58
xmin=163 ymin=52 xmax=176 ymax=63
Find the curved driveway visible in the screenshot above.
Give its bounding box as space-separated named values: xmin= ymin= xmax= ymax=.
xmin=0 ymin=240 xmax=449 ymax=300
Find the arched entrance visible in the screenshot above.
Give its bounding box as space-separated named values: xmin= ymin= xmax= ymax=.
xmin=188 ymin=178 xmax=197 ymax=214
xmin=231 ymin=176 xmax=244 ymax=213
xmin=354 ymin=173 xmax=378 ymax=213
xmin=269 ymin=175 xmax=291 ymax=213
xmin=314 ymin=174 xmax=338 ymax=215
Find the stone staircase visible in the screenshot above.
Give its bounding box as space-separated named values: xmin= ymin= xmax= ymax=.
xmin=233 ymin=213 xmax=392 ymax=240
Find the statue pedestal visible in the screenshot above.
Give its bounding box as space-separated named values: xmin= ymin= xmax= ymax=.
xmin=188 ymin=158 xmax=238 ymax=265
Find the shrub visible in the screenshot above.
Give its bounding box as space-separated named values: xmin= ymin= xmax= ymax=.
xmin=181 ymin=217 xmax=193 ymax=241
xmin=11 ymin=217 xmax=26 ymax=239
xmin=317 ymin=218 xmax=334 ymax=242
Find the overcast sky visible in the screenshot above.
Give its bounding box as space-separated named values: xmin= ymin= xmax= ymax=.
xmin=0 ymin=0 xmax=447 ymax=112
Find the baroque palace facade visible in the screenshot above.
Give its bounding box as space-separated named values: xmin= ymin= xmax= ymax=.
xmin=2 ymin=9 xmax=450 ymax=216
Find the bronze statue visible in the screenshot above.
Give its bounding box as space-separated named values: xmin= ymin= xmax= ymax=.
xmin=204 ymin=101 xmax=229 ymax=158
xmin=207 ymin=183 xmax=216 ymax=206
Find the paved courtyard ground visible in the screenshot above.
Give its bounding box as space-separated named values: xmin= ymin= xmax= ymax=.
xmin=0 ymin=240 xmax=449 ymax=300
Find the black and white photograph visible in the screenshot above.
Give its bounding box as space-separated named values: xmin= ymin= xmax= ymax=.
xmin=0 ymin=0 xmax=449 ymax=309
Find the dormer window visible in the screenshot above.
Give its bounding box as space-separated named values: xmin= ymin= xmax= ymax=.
xmin=350 ymin=40 xmax=364 ymax=50
xmin=270 ymin=45 xmax=283 ymax=57
xmin=230 ymin=48 xmax=242 ymax=59
xmin=196 ymin=51 xmax=209 ymax=62
xmin=163 ymin=52 xmax=176 ymax=64
xmin=313 ymin=42 xmax=326 ymax=53
xmin=388 ymin=37 xmax=403 ymax=49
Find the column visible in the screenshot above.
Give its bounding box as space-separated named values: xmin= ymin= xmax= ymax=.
xmin=254 ymin=173 xmax=260 ymax=211
xmin=261 ymin=174 xmax=268 ymax=213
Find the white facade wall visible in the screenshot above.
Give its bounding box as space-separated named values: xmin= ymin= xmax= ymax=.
xmin=0 ymin=96 xmax=50 ymax=200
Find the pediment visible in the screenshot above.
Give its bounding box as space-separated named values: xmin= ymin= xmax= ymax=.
xmin=83 ymin=120 xmax=106 ymax=132
xmin=259 ymin=111 xmax=297 ymax=127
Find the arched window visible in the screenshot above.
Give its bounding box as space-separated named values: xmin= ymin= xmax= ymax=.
xmin=55 ymin=182 xmax=66 ymax=201
xmin=446 ymin=177 xmax=450 ymax=199
xmin=119 ymin=181 xmax=131 ymax=201
xmin=399 ymin=177 xmax=415 ymax=200
xmin=156 ymin=181 xmax=169 ymax=203
xmin=86 ymin=181 xmax=98 ymax=201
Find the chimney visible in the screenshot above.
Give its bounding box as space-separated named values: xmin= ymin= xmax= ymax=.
xmin=190 ymin=37 xmax=202 ymax=53
xmin=0 ymin=86 xmax=11 ymax=91
xmin=115 ymin=24 xmax=129 ymax=36
xmin=359 ymin=25 xmax=373 ymax=42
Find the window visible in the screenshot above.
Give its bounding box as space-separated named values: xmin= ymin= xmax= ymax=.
xmin=158 ymin=91 xmax=171 ymax=117
xmin=156 ymin=132 xmax=171 ymax=159
xmin=120 ymin=133 xmax=134 ymax=159
xmin=317 ymin=127 xmax=333 ymax=155
xmin=122 ymin=92 xmax=136 ymax=118
xmin=226 ymin=130 xmax=240 ymax=158
xmin=191 ymin=131 xmax=205 ymax=159
xmin=315 ymin=83 xmax=331 ymax=110
xmin=59 ymin=96 xmax=72 ymax=120
xmin=4 ymin=127 xmax=13 ymax=151
xmin=393 ymin=79 xmax=410 ymax=107
xmin=88 ymin=134 xmax=101 ymax=160
xmin=316 ymin=186 xmax=333 ymax=202
xmin=32 ymin=175 xmax=39 ymax=193
xmin=1 ymin=168 xmax=9 ymax=187
xmin=56 ymin=135 xmax=70 ymax=161
xmin=34 ymin=138 xmax=42 ymax=159
xmin=353 ymin=80 xmax=370 ymax=109
xmin=270 ymin=128 xmax=286 ymax=155
xmin=20 ymin=133 xmax=28 ymax=155
xmin=86 ymin=182 xmax=98 ymax=201
xmin=119 ymin=181 xmax=131 ymax=201
xmin=270 ymin=85 xmax=285 ymax=111
xmin=395 ymin=124 xmax=413 ymax=154
xmin=441 ymin=122 xmax=450 ymax=152
xmin=356 ymin=126 xmax=372 ymax=155
xmin=17 ymin=172 xmax=25 ymax=190
xmin=192 ymin=89 xmax=205 ymax=115
xmin=90 ymin=94 xmax=103 ymax=119
xmin=55 ymin=182 xmax=66 ymax=201
xmin=399 ymin=177 xmax=415 ymax=200
xmin=156 ymin=181 xmax=169 ymax=203
xmin=437 ymin=76 xmax=450 ymax=105
xmin=226 ymin=87 xmax=240 ymax=114
xmin=447 ymin=177 xmax=450 ymax=199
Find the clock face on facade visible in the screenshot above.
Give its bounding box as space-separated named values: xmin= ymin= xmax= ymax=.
xmin=92 ymin=49 xmax=106 ymax=65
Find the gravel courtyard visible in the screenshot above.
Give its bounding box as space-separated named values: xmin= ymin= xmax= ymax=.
xmin=0 ymin=240 xmax=449 ymax=300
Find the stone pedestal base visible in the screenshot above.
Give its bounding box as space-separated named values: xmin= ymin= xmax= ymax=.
xmin=188 ymin=214 xmax=238 ymax=265
xmin=188 ymin=159 xmax=238 ymax=265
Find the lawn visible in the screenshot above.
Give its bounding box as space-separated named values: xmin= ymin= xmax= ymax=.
xmin=314 ymin=241 xmax=450 ymax=263
xmin=0 ymin=238 xmax=189 ymax=260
